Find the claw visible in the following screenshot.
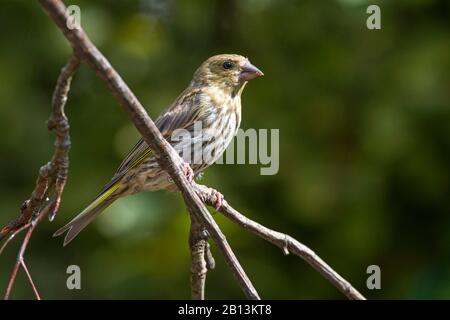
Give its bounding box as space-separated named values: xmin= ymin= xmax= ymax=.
xmin=194 ymin=186 xmax=223 ymax=210
xmin=182 ymin=162 xmax=194 ymax=183
xmin=211 ymin=189 xmax=223 ymax=210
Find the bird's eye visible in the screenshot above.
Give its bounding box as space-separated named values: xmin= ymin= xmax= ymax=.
xmin=223 ymin=61 xmax=234 ymax=69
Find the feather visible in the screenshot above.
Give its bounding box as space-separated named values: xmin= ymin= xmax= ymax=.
xmin=54 ymin=181 xmax=121 ymax=245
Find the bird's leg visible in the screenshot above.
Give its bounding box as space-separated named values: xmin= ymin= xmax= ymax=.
xmin=182 ymin=162 xmax=194 ymax=183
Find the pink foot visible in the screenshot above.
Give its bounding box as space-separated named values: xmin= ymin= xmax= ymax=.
xmin=210 ymin=188 xmax=224 ymax=210
xmin=182 ymin=162 xmax=194 ymax=183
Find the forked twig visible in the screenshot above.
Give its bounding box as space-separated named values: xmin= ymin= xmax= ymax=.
xmin=193 ymin=185 xmax=366 ymax=300
xmin=20 ymin=260 xmax=41 ymax=300
xmin=1 ymin=56 xmax=79 ymax=299
xmin=189 ymin=218 xmax=215 ymax=300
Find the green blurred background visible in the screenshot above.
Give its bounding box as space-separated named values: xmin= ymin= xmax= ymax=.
xmin=0 ymin=0 xmax=449 ymax=299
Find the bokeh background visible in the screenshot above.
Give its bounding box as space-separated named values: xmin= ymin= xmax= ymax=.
xmin=0 ymin=0 xmax=449 ymax=299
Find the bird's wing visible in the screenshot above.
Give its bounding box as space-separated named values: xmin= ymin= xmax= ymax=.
xmin=96 ymin=87 xmax=205 ymax=196
xmin=116 ymin=87 xmax=204 ymax=173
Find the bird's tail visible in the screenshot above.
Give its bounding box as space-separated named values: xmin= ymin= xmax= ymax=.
xmin=54 ymin=182 xmax=121 ymax=246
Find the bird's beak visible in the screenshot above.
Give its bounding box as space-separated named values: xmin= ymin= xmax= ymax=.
xmin=239 ymin=62 xmax=264 ymax=82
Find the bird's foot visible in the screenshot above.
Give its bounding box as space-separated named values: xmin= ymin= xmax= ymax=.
xmin=182 ymin=162 xmax=194 ymax=183
xmin=194 ymin=185 xmax=224 ymax=210
xmin=209 ymin=188 xmax=224 ymax=210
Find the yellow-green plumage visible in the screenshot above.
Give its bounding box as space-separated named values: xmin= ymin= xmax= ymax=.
xmin=54 ymin=54 xmax=263 ymax=246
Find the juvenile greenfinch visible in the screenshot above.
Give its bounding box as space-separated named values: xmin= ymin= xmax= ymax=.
xmin=55 ymin=54 xmax=263 ymax=245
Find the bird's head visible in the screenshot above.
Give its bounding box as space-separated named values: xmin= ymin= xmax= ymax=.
xmin=192 ymin=54 xmax=263 ymax=94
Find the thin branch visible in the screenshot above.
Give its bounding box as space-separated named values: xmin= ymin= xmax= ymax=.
xmin=1 ymin=56 xmax=79 ymax=299
xmin=0 ymin=224 xmax=30 ymax=256
xmin=4 ymin=259 xmax=20 ymax=300
xmin=194 ymin=184 xmax=366 ymax=300
xmin=47 ymin=55 xmax=79 ymax=221
xmin=38 ymin=0 xmax=260 ymax=300
xmin=189 ymin=219 xmax=215 ymax=300
xmin=4 ymin=206 xmax=47 ymax=300
xmin=20 ymin=260 xmax=41 ymax=300
xmin=0 ymin=56 xmax=78 ymax=242
xmin=189 ymin=220 xmax=207 ymax=300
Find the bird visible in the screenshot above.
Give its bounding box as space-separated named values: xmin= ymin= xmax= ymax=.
xmin=54 ymin=54 xmax=263 ymax=246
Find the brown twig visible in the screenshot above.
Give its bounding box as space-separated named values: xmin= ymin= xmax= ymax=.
xmin=4 ymin=204 xmax=48 ymax=300
xmin=193 ymin=184 xmax=366 ymax=300
xmin=189 ymin=219 xmax=208 ymax=300
xmin=20 ymin=260 xmax=41 ymax=300
xmin=189 ymin=218 xmax=215 ymax=300
xmin=0 ymin=56 xmax=78 ymax=241
xmin=1 ymin=56 xmax=79 ymax=299
xmin=0 ymin=224 xmax=29 ymax=256
xmin=38 ymin=0 xmax=260 ymax=300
